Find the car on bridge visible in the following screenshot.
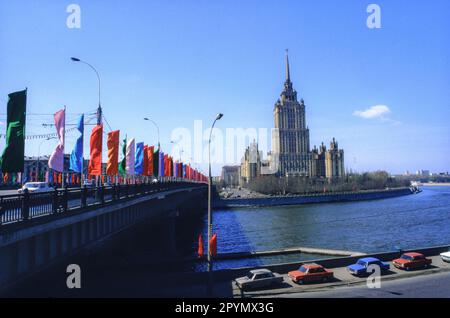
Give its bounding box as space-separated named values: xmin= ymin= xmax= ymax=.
xmin=234 ymin=269 xmax=283 ymax=291
xmin=288 ymin=263 xmax=334 ymax=284
xmin=18 ymin=182 xmax=53 ymax=194
xmin=347 ymin=257 xmax=390 ymax=276
xmin=393 ymin=252 xmax=432 ymax=270
xmin=440 ymin=250 xmax=450 ymax=263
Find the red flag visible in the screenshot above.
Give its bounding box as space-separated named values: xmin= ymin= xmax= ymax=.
xmin=209 ymin=233 xmax=217 ymax=257
xmin=164 ymin=154 xmax=170 ymax=177
xmin=106 ymin=130 xmax=119 ymax=176
xmin=142 ymin=145 xmax=149 ymax=176
xmin=147 ymin=146 xmax=154 ymax=176
xmin=198 ymin=234 xmax=204 ymax=258
xmin=88 ymin=125 xmax=103 ymax=176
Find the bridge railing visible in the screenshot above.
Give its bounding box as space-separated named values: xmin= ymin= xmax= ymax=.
xmin=0 ymin=179 xmax=206 ymax=227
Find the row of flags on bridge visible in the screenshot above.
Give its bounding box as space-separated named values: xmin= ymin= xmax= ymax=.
xmin=0 ymin=89 xmax=208 ymax=183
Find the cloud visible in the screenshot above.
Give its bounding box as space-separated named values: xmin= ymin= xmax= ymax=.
xmin=353 ymin=105 xmax=391 ymax=119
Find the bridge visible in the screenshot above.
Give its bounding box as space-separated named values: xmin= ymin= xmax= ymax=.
xmin=0 ymin=180 xmax=207 ymax=292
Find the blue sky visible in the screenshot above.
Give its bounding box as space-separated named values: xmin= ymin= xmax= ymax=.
xmin=1 ymin=0 xmax=449 ymax=175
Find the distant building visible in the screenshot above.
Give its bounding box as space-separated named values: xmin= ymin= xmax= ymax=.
xmin=239 ymin=51 xmax=345 ymax=182
xmin=272 ymin=51 xmax=344 ymax=178
xmin=240 ymin=140 xmax=262 ymax=185
xmin=417 ymin=170 xmax=430 ymax=177
xmin=221 ymin=165 xmax=240 ymax=187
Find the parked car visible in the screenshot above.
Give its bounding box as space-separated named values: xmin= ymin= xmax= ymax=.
xmin=347 ymin=257 xmax=390 ymax=276
xmin=440 ymin=250 xmax=450 ymax=263
xmin=234 ymin=269 xmax=283 ymax=290
xmin=18 ymin=182 xmax=53 ymax=194
xmin=288 ymin=263 xmax=334 ymax=284
xmin=393 ymin=252 xmax=432 ymax=270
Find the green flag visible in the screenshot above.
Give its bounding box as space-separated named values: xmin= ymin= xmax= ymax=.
xmin=1 ymin=89 xmax=27 ymax=172
xmin=119 ymin=135 xmax=127 ymax=176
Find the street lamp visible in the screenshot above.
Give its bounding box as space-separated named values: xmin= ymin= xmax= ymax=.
xmin=207 ymin=113 xmax=223 ymax=295
xmin=71 ymin=57 xmax=102 ymax=125
xmin=170 ymin=140 xmax=184 ymax=162
xmin=144 ymin=117 xmax=161 ymax=151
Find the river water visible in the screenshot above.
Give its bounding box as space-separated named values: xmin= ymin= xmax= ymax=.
xmin=195 ymin=186 xmax=450 ymax=270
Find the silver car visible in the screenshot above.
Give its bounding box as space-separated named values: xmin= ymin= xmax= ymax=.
xmin=234 ymin=269 xmax=283 ymax=291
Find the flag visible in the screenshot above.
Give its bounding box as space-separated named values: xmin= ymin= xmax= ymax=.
xmin=209 ymin=233 xmax=217 ymax=257
xmin=119 ymin=135 xmax=127 ymax=176
xmin=142 ymin=145 xmax=149 ymax=176
xmin=88 ymin=124 xmax=103 ymax=176
xmin=48 ymin=108 xmax=66 ymax=172
xmin=164 ymin=154 xmax=170 ymax=177
xmin=147 ymin=146 xmax=154 ymax=176
xmin=198 ymin=234 xmax=204 ymax=258
xmin=69 ymin=114 xmax=84 ymax=173
xmin=135 ymin=142 xmax=144 ymax=175
xmin=153 ymin=149 xmax=159 ymax=177
xmin=158 ymin=152 xmax=164 ymax=177
xmin=1 ymin=90 xmax=27 ymax=172
xmin=106 ymin=130 xmax=120 ymax=175
xmin=126 ymin=138 xmax=135 ymax=175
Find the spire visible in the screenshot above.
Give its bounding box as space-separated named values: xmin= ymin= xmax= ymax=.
xmin=285 ymin=49 xmax=290 ymax=82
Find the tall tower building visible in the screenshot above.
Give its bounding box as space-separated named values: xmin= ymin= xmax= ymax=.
xmin=273 ymin=51 xmax=311 ymax=176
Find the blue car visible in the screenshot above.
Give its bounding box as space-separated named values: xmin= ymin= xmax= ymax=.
xmin=347 ymin=257 xmax=390 ymax=276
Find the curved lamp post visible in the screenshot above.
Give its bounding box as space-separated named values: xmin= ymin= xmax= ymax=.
xmin=207 ymin=113 xmax=223 ymax=295
xmin=70 ymin=57 xmax=102 ymax=125
xmin=144 ymin=117 xmax=161 ymax=151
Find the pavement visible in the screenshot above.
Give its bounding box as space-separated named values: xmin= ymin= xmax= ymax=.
xmin=231 ymin=255 xmax=450 ymax=298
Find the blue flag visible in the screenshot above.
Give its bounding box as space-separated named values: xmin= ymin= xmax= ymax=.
xmin=174 ymin=162 xmax=178 ymax=178
xmin=158 ymin=152 xmax=164 ymax=177
xmin=135 ymin=142 xmax=144 ymax=175
xmin=69 ymin=114 xmax=84 ymax=173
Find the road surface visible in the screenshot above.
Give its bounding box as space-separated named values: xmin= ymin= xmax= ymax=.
xmin=283 ymin=270 xmax=450 ymax=298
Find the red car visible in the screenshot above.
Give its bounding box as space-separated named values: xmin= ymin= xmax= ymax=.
xmin=393 ymin=252 xmax=432 ymax=270
xmin=288 ymin=263 xmax=334 ymax=284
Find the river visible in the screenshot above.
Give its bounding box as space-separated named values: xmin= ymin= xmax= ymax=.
xmin=195 ymin=186 xmax=450 ymax=270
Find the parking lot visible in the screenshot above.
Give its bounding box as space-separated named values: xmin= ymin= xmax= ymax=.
xmin=232 ymin=255 xmax=450 ymax=297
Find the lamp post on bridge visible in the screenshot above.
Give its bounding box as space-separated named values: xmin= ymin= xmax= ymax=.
xmin=70 ymin=57 xmax=102 ymax=125
xmin=207 ymin=113 xmax=223 ymax=295
xmin=144 ymin=117 xmax=161 ymax=151
xmin=71 ymin=57 xmax=102 ymax=188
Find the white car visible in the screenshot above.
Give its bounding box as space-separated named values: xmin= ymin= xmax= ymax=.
xmin=18 ymin=182 xmax=53 ymax=194
xmin=440 ymin=250 xmax=450 ymax=263
xmin=234 ymin=269 xmax=283 ymax=291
